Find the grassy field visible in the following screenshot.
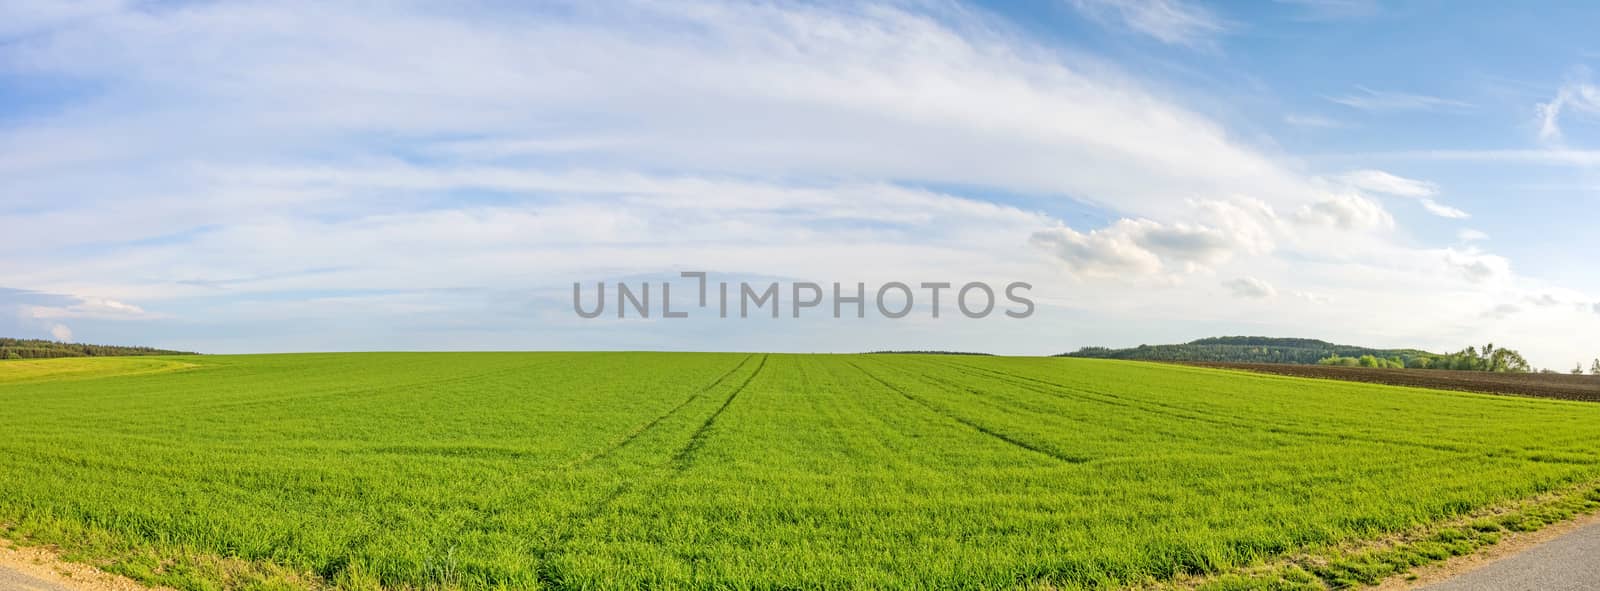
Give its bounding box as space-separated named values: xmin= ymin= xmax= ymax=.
xmin=3 ymin=353 xmax=1600 ymax=590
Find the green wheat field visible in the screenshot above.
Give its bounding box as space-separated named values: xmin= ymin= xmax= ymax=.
xmin=3 ymin=353 xmax=1600 ymax=590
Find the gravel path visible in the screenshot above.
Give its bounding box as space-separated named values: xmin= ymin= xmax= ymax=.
xmin=1420 ymin=521 xmax=1600 ymax=591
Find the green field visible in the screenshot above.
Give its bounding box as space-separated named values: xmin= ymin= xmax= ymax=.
xmin=3 ymin=353 xmax=1600 ymax=590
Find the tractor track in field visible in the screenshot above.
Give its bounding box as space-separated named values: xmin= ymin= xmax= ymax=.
xmin=533 ymin=355 xmax=769 ymax=588
xmin=847 ymin=360 xmax=1091 ymax=465
xmin=564 ymin=354 xmax=755 ymax=469
xmin=935 ymin=359 xmax=1532 ymax=460
xmin=671 ymin=354 xmax=768 ymax=469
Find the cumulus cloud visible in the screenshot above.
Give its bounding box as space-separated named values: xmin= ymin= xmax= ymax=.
xmin=1067 ymin=0 xmax=1227 ymax=47
xmin=1292 ymin=193 xmax=1394 ymax=231
xmin=1223 ymin=277 xmax=1276 ymax=299
xmin=1030 ymin=222 xmax=1166 ymax=277
xmin=1441 ymin=248 xmax=1511 ymax=283
xmin=1031 ymin=199 xmax=1280 ymax=278
xmin=49 ymin=323 xmax=73 ymax=342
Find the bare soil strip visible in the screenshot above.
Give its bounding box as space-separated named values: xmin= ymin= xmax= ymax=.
xmin=1179 ymin=362 xmax=1600 ymax=402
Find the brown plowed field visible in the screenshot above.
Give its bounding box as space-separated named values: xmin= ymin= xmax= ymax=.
xmin=1180 ymin=362 xmax=1600 ymax=402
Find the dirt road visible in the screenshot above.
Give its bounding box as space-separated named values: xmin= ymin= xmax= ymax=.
xmin=0 ymin=541 xmax=165 ymax=591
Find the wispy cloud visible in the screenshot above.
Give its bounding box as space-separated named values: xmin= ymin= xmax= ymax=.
xmin=1360 ymin=149 xmax=1600 ymax=166
xmin=1328 ymin=85 xmax=1471 ymax=112
xmin=1536 ymin=73 xmax=1600 ymax=142
xmin=1067 ymin=0 xmax=1227 ymax=47
xmin=1333 ymin=169 xmax=1468 ymax=218
xmin=1283 ymin=114 xmax=1344 ymax=128
xmin=1417 ymin=198 xmax=1469 ymax=219
xmin=1336 ymin=169 xmax=1437 ymax=197
xmin=1274 ymin=0 xmax=1380 ymax=21
xmin=1457 ymin=228 xmax=1489 ymax=242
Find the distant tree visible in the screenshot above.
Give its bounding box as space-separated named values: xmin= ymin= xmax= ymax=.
xmin=1592 ymin=358 xmax=1600 ymax=375
xmin=1574 ymin=364 xmax=1586 ymax=376
xmin=1486 ymin=348 xmax=1530 ymax=373
xmin=1 ymin=350 xmax=19 ymax=360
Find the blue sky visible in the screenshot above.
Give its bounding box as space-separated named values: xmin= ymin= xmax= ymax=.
xmin=2 ymin=0 xmax=1598 ymax=368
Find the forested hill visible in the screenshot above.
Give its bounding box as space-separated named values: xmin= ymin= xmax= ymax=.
xmin=1059 ymin=337 xmax=1433 ymax=365
xmin=1 ymin=338 xmax=195 ymax=360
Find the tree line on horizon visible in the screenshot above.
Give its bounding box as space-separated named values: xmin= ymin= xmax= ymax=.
xmin=1062 ymin=336 xmax=1600 ymax=375
xmin=1317 ymin=343 xmax=1530 ymax=372
xmin=1061 ymin=337 xmax=1430 ymax=365
xmin=0 ymin=338 xmax=194 ymax=360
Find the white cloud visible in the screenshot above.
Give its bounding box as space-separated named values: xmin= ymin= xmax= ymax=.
xmin=1332 ymin=170 xmax=1469 ymax=218
xmin=0 ymin=0 xmax=1318 ymax=223
xmin=1283 ymin=114 xmax=1344 ymax=128
xmin=1457 ymin=228 xmax=1489 ymax=242
xmin=1371 ymin=149 xmax=1600 ymax=166
xmin=1528 ymin=293 xmax=1562 ymax=307
xmin=1481 ymin=303 xmax=1521 ymax=320
xmin=0 ymin=0 xmax=122 ymax=38
xmin=1441 ymin=248 xmax=1512 ymax=283
xmin=1067 ymin=0 xmax=1227 ymax=47
xmin=1537 ymin=75 xmax=1600 ymax=142
xmin=1418 ymin=198 xmax=1469 ymax=219
xmin=1030 ymin=198 xmax=1280 ymax=279
xmin=1291 ymin=291 xmax=1331 ymax=304
xmin=1291 ymin=193 xmax=1394 ymax=231
xmin=1336 ymin=169 xmax=1438 ymax=197
xmin=1030 ymin=222 xmax=1166 ymax=278
xmin=1223 ymin=277 xmax=1276 ymax=299
xmin=25 ymin=296 xmax=150 ymax=320
xmin=1274 ymin=0 xmax=1380 ymax=20
xmin=1329 ymin=86 xmax=1471 ymax=112
xmin=0 ymin=1 xmax=1592 ymax=367
xmin=49 ymin=323 xmax=73 ymax=342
